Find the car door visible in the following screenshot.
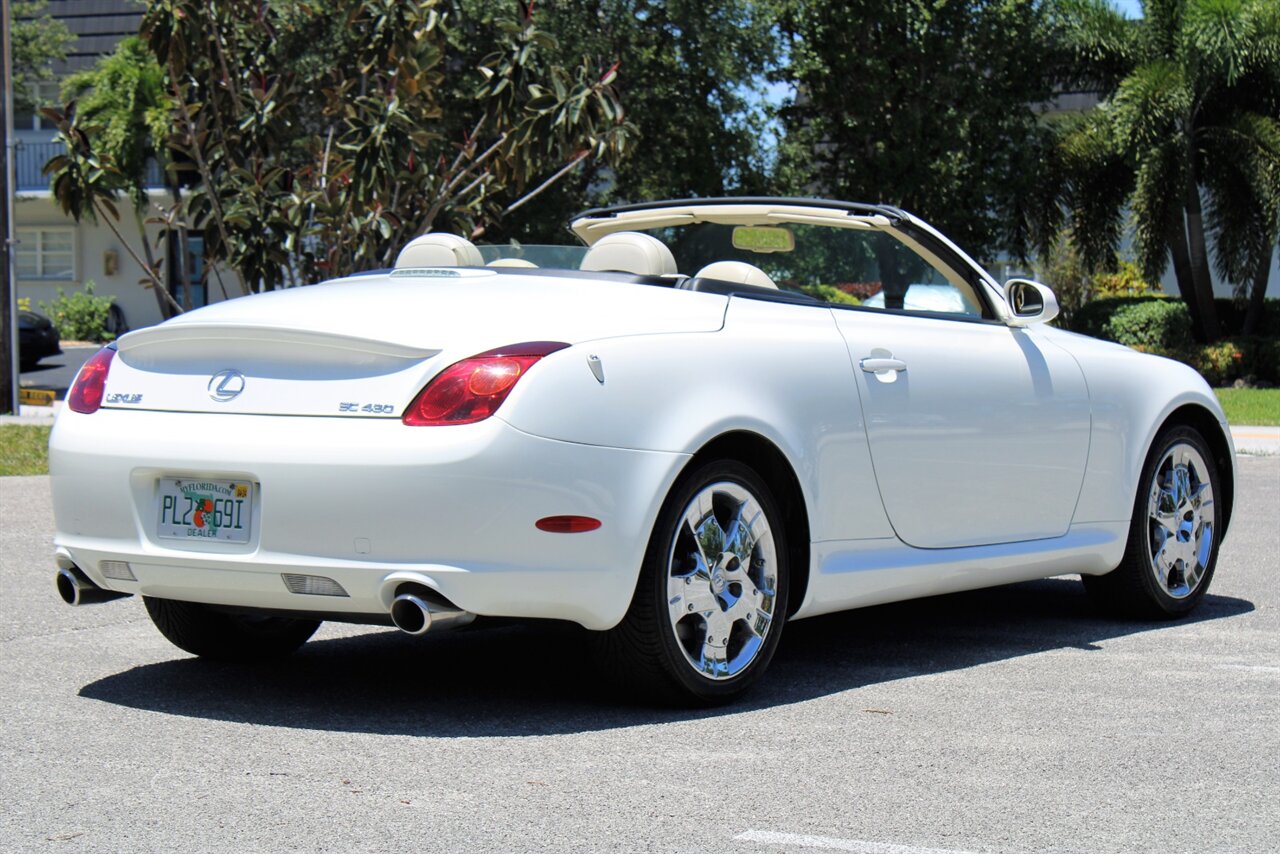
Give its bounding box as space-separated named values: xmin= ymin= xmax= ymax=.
xmin=832 ymin=289 xmax=1091 ymax=550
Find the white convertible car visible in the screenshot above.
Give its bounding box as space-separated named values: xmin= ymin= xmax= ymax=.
xmin=49 ymin=198 xmax=1234 ymax=703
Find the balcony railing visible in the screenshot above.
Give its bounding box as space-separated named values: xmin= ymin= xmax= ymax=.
xmin=14 ymin=140 xmax=165 ymax=192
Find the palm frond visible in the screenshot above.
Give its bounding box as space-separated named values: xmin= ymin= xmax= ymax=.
xmin=1183 ymin=0 xmax=1251 ymax=86
xmin=1059 ymin=109 xmax=1133 ymax=270
xmin=1142 ymin=0 xmax=1187 ymax=61
xmin=1110 ymin=60 xmax=1192 ymax=154
xmin=1130 ymin=139 xmax=1190 ymax=281
xmin=1052 ymin=0 xmax=1140 ymax=91
xmin=1200 ymin=111 xmax=1280 ymax=289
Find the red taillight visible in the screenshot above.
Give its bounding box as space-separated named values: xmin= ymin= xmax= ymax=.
xmin=67 ymin=346 xmax=117 ymax=414
xmin=403 ymin=341 xmax=568 ymax=426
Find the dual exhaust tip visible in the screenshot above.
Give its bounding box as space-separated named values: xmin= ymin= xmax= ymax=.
xmin=56 ymin=564 xmax=472 ymax=636
xmin=55 ymin=566 xmax=131 ymax=606
xmin=389 ymin=585 xmax=475 ymax=635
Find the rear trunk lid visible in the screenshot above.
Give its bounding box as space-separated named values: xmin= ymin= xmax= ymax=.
xmin=103 ymin=270 xmax=727 ymax=418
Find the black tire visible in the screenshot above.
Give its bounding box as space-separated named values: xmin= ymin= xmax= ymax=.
xmin=1083 ymin=424 xmax=1222 ymax=619
xmin=143 ymin=597 xmax=320 ymax=661
xmin=595 ymin=459 xmax=790 ymax=705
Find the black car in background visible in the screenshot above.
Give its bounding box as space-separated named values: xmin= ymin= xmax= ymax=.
xmin=19 ymin=310 xmax=62 ymax=370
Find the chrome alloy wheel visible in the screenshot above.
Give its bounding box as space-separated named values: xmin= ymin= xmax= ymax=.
xmin=665 ymin=481 xmax=779 ymax=679
xmin=1147 ymin=442 xmax=1215 ymax=600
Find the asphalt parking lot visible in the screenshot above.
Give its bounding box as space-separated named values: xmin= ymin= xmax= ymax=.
xmin=1 ymin=457 xmax=1277 ymax=853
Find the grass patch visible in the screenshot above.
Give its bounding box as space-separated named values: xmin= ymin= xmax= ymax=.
xmin=0 ymin=425 xmax=52 ymax=476
xmin=1215 ymin=388 xmax=1280 ymax=426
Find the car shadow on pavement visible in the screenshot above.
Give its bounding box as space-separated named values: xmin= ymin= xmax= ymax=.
xmin=78 ymin=577 xmax=1254 ymax=736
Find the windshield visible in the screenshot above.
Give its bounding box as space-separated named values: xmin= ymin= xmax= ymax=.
xmin=475 ymin=215 xmax=988 ymax=318
xmin=476 ymin=243 xmax=588 ymax=269
xmin=635 ymin=221 xmax=984 ymax=316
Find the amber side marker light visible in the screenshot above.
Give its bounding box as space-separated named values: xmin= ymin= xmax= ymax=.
xmin=536 ymin=516 xmax=602 ymax=534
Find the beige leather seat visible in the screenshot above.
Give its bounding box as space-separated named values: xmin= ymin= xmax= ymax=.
xmin=694 ymin=260 xmax=779 ymax=289
xmin=395 ymin=233 xmax=484 ymax=267
xmin=580 ymin=232 xmax=678 ymax=276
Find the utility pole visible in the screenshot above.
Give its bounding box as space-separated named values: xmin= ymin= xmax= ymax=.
xmin=1 ymin=0 xmax=19 ymax=415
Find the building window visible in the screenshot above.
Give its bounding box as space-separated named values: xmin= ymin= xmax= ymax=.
xmin=15 ymin=228 xmax=76 ymax=281
xmin=169 ymin=231 xmax=207 ymax=308
xmin=13 ymin=80 xmax=61 ymax=131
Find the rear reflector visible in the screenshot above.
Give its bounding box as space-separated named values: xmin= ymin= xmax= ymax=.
xmin=535 ymin=516 xmax=602 ymax=533
xmin=67 ymin=346 xmax=117 ymax=414
xmin=281 ymin=574 xmax=350 ymax=597
xmin=100 ymin=560 xmax=136 ymax=581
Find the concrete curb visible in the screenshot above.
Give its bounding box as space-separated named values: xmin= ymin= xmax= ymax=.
xmin=0 ymin=401 xmax=61 ymax=425
xmin=1231 ymin=425 xmax=1280 ymax=456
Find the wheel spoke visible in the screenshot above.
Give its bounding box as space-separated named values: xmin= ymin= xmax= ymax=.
xmin=1151 ymin=528 xmax=1175 ymax=586
xmin=1183 ymin=560 xmax=1201 ymax=592
xmin=1195 ymin=524 xmax=1214 ymax=571
xmin=742 ymin=607 xmax=772 ymax=638
xmin=697 ymin=638 xmax=729 ymax=677
xmin=1151 ymin=508 xmax=1180 ymax=540
xmin=667 ymin=571 xmax=717 ymax=626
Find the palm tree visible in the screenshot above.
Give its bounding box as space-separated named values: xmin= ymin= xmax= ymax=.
xmin=1055 ymin=0 xmax=1280 ymax=342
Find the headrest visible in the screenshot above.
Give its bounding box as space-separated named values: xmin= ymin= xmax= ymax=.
xmin=580 ymin=232 xmax=678 ymax=276
xmin=395 ymin=233 xmax=484 ymax=268
xmin=486 ymin=258 xmax=538 ymax=268
xmin=694 ymin=261 xmax=779 ymax=289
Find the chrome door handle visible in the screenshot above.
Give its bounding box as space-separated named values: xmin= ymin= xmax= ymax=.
xmin=859 ymin=357 xmax=907 ymax=373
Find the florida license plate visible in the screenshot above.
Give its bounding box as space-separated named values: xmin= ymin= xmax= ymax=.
xmin=157 ymin=478 xmax=254 ymax=543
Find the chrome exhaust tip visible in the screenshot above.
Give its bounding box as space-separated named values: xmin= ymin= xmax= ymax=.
xmin=390 ymin=594 xmax=433 ymax=635
xmin=55 ymin=566 xmax=131 ymax=606
xmin=389 ymin=586 xmax=474 ymax=635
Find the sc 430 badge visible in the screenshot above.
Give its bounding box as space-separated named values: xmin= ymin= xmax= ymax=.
xmin=105 ymin=393 xmax=143 ymax=404
xmin=339 ymin=402 xmax=394 ymax=414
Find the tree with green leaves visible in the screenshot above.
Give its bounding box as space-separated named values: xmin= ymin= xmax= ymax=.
xmin=10 ymin=0 xmax=73 ymax=114
xmin=55 ymin=37 xmax=185 ymax=318
xmin=47 ymin=0 xmax=630 ymax=298
xmin=454 ymin=0 xmax=781 ymax=243
xmin=1053 ymin=0 xmax=1280 ymax=341
xmin=148 ymin=0 xmax=629 ymax=291
xmin=773 ymin=0 xmax=1063 ymax=297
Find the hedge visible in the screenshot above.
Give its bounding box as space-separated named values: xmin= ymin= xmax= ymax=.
xmin=1064 ymin=296 xmax=1279 ymax=386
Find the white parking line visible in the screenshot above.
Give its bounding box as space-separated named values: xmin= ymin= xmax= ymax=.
xmin=734 ymin=829 xmax=978 ymax=854
xmin=1216 ymin=664 xmax=1280 ymax=674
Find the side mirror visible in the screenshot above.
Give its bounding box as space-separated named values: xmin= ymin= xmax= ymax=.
xmin=1004 ymin=279 xmax=1059 ymax=327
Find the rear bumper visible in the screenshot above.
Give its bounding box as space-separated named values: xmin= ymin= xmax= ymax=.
xmin=50 ymin=409 xmax=686 ymax=629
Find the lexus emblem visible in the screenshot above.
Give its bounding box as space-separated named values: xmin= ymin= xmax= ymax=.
xmin=208 ymin=369 xmax=246 ymax=402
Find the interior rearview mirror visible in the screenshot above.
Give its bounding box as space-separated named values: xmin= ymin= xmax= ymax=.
xmin=1004 ymin=279 xmax=1059 ymax=327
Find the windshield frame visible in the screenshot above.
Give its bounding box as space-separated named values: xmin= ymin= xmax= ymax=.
xmin=569 ymin=197 xmax=1003 ymax=320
